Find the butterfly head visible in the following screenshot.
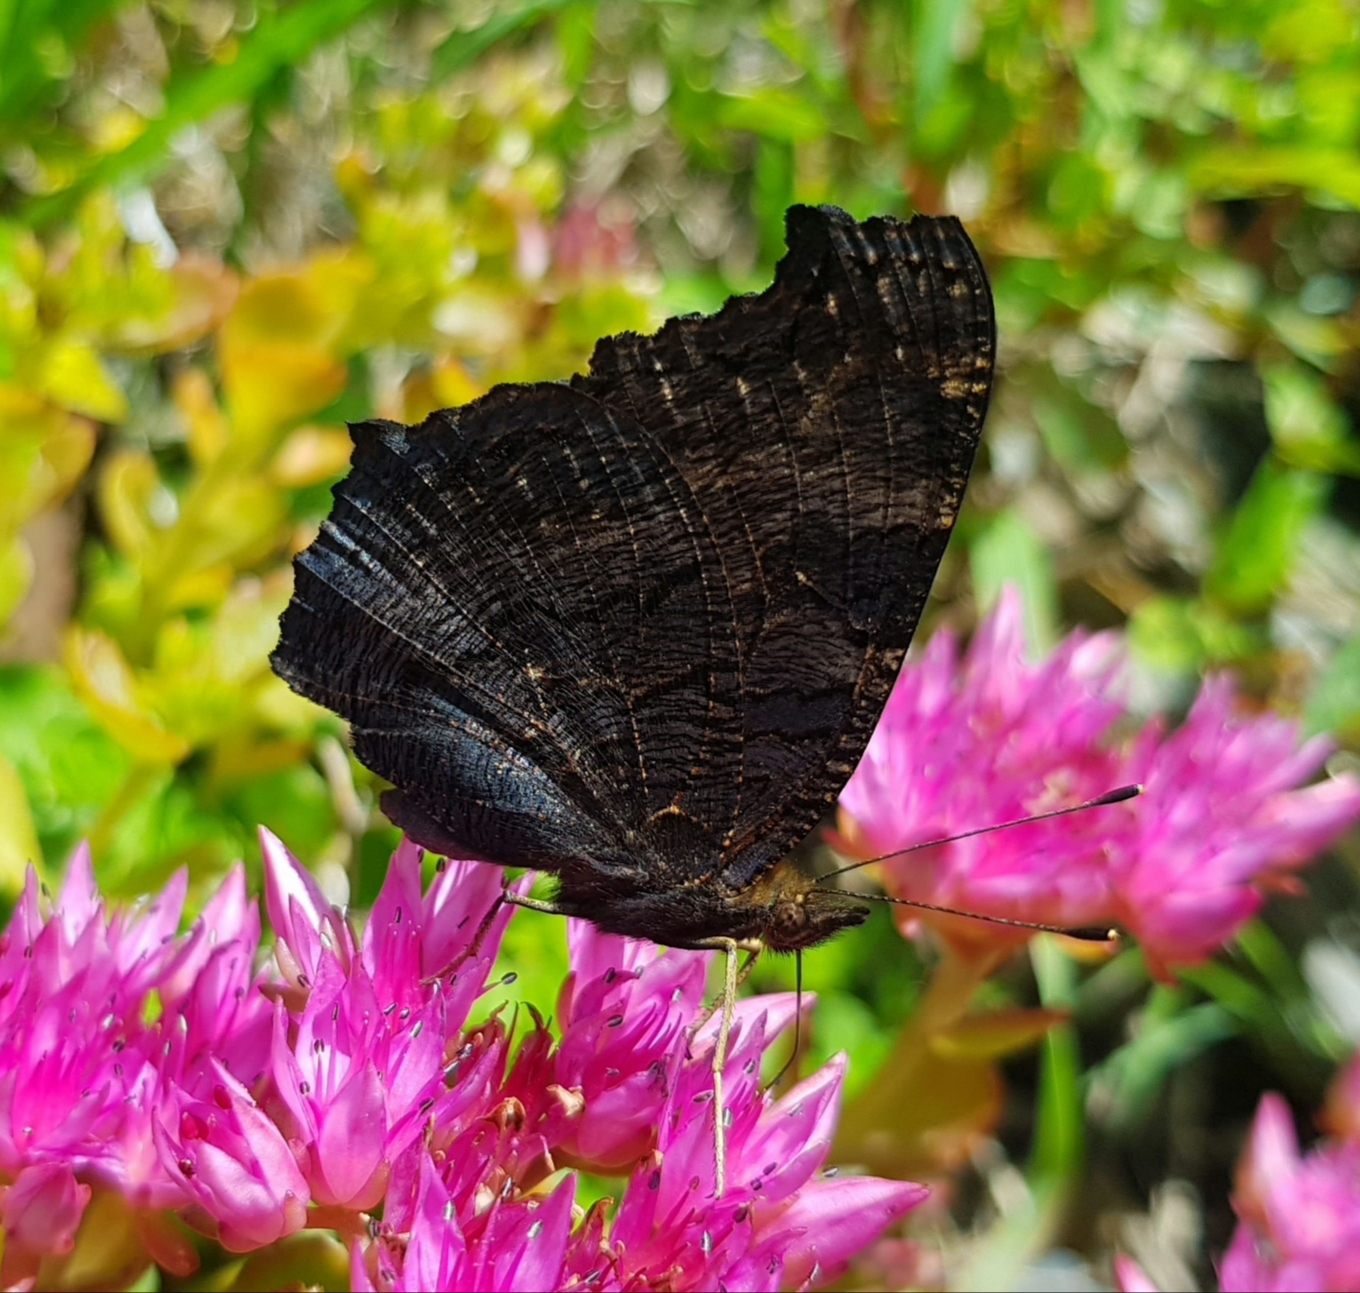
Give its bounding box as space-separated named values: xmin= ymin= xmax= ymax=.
xmin=744 ymin=861 xmax=868 ymax=953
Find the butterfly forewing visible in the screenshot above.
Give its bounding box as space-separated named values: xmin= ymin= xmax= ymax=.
xmin=572 ymin=208 xmax=995 ymax=888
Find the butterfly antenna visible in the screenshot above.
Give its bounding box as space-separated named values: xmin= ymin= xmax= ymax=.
xmin=817 ymin=784 xmax=1142 ymax=884
xmin=851 ymin=890 xmax=1117 ymax=941
xmin=812 ymin=784 xmax=1141 ymax=942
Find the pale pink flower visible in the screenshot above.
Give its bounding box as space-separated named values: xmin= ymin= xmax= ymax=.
xmin=553 ymin=202 xmax=637 ymax=281
xmin=1113 ymin=1254 xmax=1162 ymax=1292
xmin=839 ymin=588 xmax=1360 ymax=974
xmin=1219 ymin=1092 xmax=1360 ymax=1291
xmin=0 ymin=1162 xmax=90 ymax=1288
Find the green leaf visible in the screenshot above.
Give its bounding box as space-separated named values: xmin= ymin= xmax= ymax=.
xmin=1266 ymin=301 xmax=1350 ymax=371
xmin=1029 ymin=937 xmax=1083 ymax=1184
xmin=1262 ymin=363 xmax=1360 ymax=475
xmin=1128 ymin=595 xmax=1259 ymax=676
xmin=971 ymin=508 xmax=1058 ymax=655
xmin=1086 ymin=993 xmax=1237 ymax=1130
xmin=1206 ymin=460 xmax=1327 ymax=615
xmin=913 ymin=0 xmax=970 ymax=122
xmin=0 ymin=0 xmax=128 ymax=132
xmin=0 ymin=533 xmax=32 ymax=628
xmin=1191 ymin=145 xmax=1360 ymax=212
xmin=1236 ymin=920 xmax=1311 ymax=1001
xmin=716 ymin=88 xmax=827 ymax=143
xmin=0 ymin=664 xmax=133 ymax=868
xmin=932 ymin=1008 xmax=1070 ymax=1062
xmin=1025 ymin=368 xmax=1127 ymax=472
xmin=430 ymin=0 xmax=577 ymax=82
xmin=1180 ymin=961 xmax=1277 ymax=1029
xmin=1305 ymin=627 xmax=1360 ymax=739
xmin=0 ymin=749 xmax=41 ymax=895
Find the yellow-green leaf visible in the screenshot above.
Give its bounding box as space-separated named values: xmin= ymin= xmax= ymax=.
xmin=221 ymin=341 xmax=347 ymax=449
xmin=270 ymin=425 xmax=354 ymax=487
xmin=98 ymin=449 xmax=161 ymax=562
xmin=0 ymin=533 xmax=33 ymax=627
xmin=1191 ymin=145 xmax=1360 ymax=211
xmin=931 ymin=1008 xmax=1071 ymax=1062
xmin=835 ymin=1044 xmax=1002 ymax=1178
xmin=34 ymin=337 xmax=128 ymax=422
xmin=63 ymin=626 xmax=190 ymax=763
xmin=174 ymin=368 xmax=231 ymax=467
xmin=0 ymin=751 xmax=41 ymax=898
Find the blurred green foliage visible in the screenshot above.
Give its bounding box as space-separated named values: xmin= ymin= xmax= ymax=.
xmin=2 ymin=0 xmax=1360 ymax=1284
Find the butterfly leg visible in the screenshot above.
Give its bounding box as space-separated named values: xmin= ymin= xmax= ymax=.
xmin=711 ymin=936 xmax=739 ymax=1198
xmin=689 ymin=945 xmax=763 ymax=1036
xmin=690 ymin=938 xmax=763 ymax=1197
xmin=503 ymin=891 xmax=570 ymax=917
xmin=427 ymin=884 xmax=565 ymax=986
xmin=423 ymin=879 xmax=522 ymax=984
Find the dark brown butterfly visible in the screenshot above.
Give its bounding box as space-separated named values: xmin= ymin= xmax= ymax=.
xmin=272 ymin=203 xmax=994 ymax=949
xmin=271 ymin=204 xmax=995 ymax=1189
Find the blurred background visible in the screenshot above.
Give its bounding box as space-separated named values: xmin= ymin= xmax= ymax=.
xmin=1 ymin=1 xmax=1359 ymax=1288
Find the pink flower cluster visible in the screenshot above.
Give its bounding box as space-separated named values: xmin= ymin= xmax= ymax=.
xmin=0 ymin=832 xmax=923 ymax=1292
xmin=1218 ymin=1085 xmax=1360 ymax=1292
xmin=1119 ymin=1052 xmax=1360 ymax=1292
xmin=840 ymin=588 xmax=1360 ymax=975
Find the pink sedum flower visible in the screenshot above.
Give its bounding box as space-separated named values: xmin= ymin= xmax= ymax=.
xmin=839 ymin=587 xmax=1360 ymax=975
xmin=0 ymin=843 xmax=269 ymax=1283
xmin=0 ymin=828 xmax=922 ymax=1290
xmin=352 ymin=1153 xmax=579 ymax=1292
xmin=154 ymin=1064 xmax=310 ymax=1252
xmin=362 ymin=992 xmax=924 ymax=1292
xmin=1120 ymin=1061 xmax=1360 ymax=1293
xmin=532 ymin=921 xmax=707 ymax=1172
xmin=602 ymin=1002 xmax=926 ymax=1291
xmin=257 ymin=833 xmax=517 ymax=1214
xmin=0 ymin=1161 xmax=91 ymax=1287
xmin=1218 ymin=1091 xmax=1360 ymax=1291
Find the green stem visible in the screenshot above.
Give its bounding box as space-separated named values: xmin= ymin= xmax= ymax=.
xmin=1029 ymin=936 xmax=1084 ymax=1192
xmin=832 ymin=939 xmax=1005 ymax=1169
xmin=87 ymin=761 xmax=162 ymax=864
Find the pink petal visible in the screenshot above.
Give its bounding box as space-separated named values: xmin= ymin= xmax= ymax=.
xmin=0 ymin=1162 xmax=91 ymax=1256
xmin=771 ymin=1174 xmax=928 ymax=1288
xmin=492 ymin=1178 xmax=574 ymax=1291
xmin=1114 ymin=1255 xmax=1162 ymax=1292
xmin=315 ymin=1062 xmax=388 ymax=1208
xmin=743 ymin=1054 xmax=846 ymax=1202
xmin=259 ymin=826 xmax=330 ymax=977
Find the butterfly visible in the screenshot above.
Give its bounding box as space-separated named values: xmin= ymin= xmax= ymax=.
xmin=271 ymin=203 xmax=995 ymax=1190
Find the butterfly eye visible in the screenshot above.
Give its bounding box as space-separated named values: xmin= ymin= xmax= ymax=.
xmin=771 ymin=900 xmax=807 ymax=941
